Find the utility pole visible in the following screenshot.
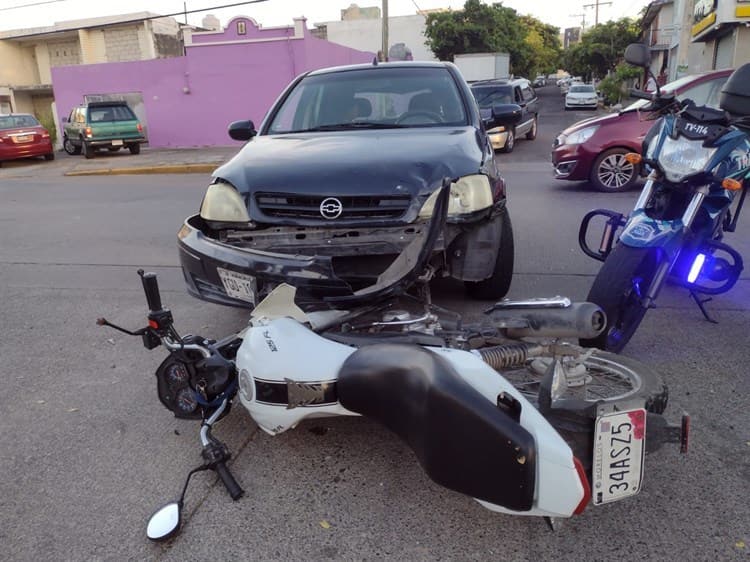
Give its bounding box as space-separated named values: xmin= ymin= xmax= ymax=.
xmin=570 ymin=13 xmax=586 ymax=34
xmin=381 ymin=0 xmax=389 ymax=61
xmin=582 ymin=0 xmax=612 ymax=27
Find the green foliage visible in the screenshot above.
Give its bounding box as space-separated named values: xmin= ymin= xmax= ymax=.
xmin=562 ymin=18 xmax=640 ymax=80
xmin=424 ymin=0 xmax=561 ymax=78
xmin=38 ymin=113 xmax=57 ymax=146
xmin=597 ymin=63 xmax=643 ymax=105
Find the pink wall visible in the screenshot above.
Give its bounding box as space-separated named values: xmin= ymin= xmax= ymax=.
xmin=51 ymin=17 xmax=373 ymax=147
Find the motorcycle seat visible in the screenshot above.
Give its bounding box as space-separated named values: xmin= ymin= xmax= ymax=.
xmin=337 ymin=343 xmax=536 ymax=511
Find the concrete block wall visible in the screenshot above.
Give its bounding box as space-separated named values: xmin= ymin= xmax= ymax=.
xmin=103 ymin=26 xmax=142 ymax=62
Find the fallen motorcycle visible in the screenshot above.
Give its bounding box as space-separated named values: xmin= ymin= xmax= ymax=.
xmin=579 ymin=45 xmax=750 ymax=352
xmin=99 ymin=184 xmax=688 ymax=540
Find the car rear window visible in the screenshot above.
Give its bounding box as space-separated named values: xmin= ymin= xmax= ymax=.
xmin=268 ymin=67 xmax=468 ymax=133
xmin=471 ymin=86 xmax=512 ymax=108
xmin=569 ymin=85 xmax=595 ymax=93
xmin=0 ymin=115 xmax=40 ymax=129
xmin=87 ymin=105 xmax=136 ymax=122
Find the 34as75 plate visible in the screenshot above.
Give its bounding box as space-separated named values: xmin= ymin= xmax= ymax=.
xmin=592 ymin=408 xmax=646 ymax=505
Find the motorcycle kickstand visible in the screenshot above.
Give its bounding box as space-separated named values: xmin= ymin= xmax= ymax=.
xmin=689 ymin=291 xmax=719 ymax=324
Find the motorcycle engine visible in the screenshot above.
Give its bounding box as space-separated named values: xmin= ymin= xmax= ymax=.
xmin=154 ymin=344 xmax=235 ymax=419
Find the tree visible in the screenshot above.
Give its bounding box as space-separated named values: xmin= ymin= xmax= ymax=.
xmin=562 ymin=18 xmax=640 ymax=80
xmin=424 ymin=0 xmax=559 ymax=78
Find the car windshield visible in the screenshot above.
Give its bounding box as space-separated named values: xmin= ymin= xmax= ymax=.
xmin=569 ymin=85 xmax=595 ymax=93
xmin=0 ymin=115 xmax=40 ymax=129
xmin=621 ymin=74 xmax=702 ymax=111
xmin=471 ymin=86 xmax=512 ymax=108
xmin=268 ymin=67 xmax=468 ymax=133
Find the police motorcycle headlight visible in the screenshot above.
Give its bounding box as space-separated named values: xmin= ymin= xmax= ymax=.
xmin=646 ymin=121 xmax=717 ymax=183
xmin=200 ymin=180 xmax=250 ymax=223
xmin=418 ymin=174 xmax=494 ymax=219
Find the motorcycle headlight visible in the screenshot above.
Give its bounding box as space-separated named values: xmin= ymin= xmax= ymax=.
xmin=418 ymin=174 xmax=494 ymax=219
xmin=200 ymin=181 xmax=250 ymax=223
xmin=656 ymin=135 xmax=717 ymax=182
xmin=564 ymin=125 xmax=599 ymax=145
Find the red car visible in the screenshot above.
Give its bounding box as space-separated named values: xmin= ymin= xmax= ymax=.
xmin=551 ymin=69 xmax=733 ymax=192
xmin=0 ymin=113 xmax=54 ymax=167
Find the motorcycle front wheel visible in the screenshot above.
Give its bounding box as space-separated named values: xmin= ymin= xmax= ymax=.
xmin=580 ymin=244 xmax=661 ymax=352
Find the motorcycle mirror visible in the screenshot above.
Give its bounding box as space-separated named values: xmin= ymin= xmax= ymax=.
xmin=624 ymin=43 xmax=651 ymax=68
xmin=146 ymin=501 xmax=182 ymax=541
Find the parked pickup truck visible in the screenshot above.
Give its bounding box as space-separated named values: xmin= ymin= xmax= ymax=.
xmin=62 ymin=101 xmax=146 ymax=158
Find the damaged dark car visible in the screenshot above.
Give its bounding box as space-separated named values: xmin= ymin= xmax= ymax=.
xmin=178 ymin=61 xmax=520 ymax=308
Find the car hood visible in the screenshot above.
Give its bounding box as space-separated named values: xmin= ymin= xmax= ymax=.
xmin=561 ymin=111 xmax=626 ymax=134
xmin=215 ymin=127 xmax=485 ymax=202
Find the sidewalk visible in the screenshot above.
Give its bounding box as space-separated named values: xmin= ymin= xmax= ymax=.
xmin=0 ymin=145 xmax=240 ymax=179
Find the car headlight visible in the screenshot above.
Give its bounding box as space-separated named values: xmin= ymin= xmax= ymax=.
xmin=655 ymin=135 xmax=717 ymax=182
xmin=564 ymin=125 xmax=599 ymax=145
xmin=418 ymin=174 xmax=493 ymax=219
xmin=200 ymin=181 xmax=250 ymax=223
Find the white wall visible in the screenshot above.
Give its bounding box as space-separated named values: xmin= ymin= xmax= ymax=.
xmin=323 ymin=14 xmax=436 ymax=61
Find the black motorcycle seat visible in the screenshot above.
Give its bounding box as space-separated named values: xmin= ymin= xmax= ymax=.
xmin=337 ymin=343 xmax=536 ymax=511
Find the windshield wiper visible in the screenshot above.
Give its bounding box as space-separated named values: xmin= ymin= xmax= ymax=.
xmin=290 ymin=122 xmax=407 ymax=132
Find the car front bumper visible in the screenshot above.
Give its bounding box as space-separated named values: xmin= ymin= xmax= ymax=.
xmin=487 ymin=129 xmax=509 ymax=150
xmin=551 ymin=141 xmax=593 ymax=181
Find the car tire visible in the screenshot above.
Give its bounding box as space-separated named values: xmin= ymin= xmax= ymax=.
xmin=83 ymin=141 xmax=95 ymax=159
xmin=525 ymin=116 xmax=537 ymax=140
xmin=44 ymin=152 xmax=55 ymax=161
xmin=129 ymin=143 xmax=141 ymax=155
xmin=464 ymin=206 xmax=514 ymax=300
xmin=108 ymin=146 xmax=121 ymax=152
xmin=63 ymin=136 xmax=81 ymax=155
xmin=499 ymin=127 xmax=515 ymax=153
xmin=590 ymin=148 xmax=640 ymax=192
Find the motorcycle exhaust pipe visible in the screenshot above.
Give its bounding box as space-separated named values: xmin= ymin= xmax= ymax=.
xmin=486 ymin=300 xmax=606 ymax=339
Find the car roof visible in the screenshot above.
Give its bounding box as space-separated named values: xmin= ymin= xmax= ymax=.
xmin=305 ymin=60 xmax=454 ymax=77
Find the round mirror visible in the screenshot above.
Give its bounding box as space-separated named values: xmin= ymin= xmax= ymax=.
xmin=146 ymin=502 xmax=181 ymax=541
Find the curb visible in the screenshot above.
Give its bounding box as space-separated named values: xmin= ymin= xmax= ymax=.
xmin=64 ymin=163 xmax=221 ymax=176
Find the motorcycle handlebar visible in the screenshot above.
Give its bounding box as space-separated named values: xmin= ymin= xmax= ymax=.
xmin=138 ymin=270 xmax=163 ymax=312
xmin=215 ymin=461 xmax=244 ymax=500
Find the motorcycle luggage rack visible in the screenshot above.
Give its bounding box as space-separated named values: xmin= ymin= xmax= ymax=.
xmin=579 ymin=209 xmax=627 ymax=262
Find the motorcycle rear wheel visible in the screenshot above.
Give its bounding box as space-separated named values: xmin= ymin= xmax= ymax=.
xmin=580 ymin=244 xmax=660 ymax=352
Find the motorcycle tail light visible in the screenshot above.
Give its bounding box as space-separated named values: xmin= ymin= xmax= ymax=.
xmin=687 ymin=253 xmax=706 ymax=283
xmin=624 ymin=152 xmax=642 ymax=165
xmin=573 ymin=456 xmax=591 ymax=514
xmin=722 ymin=178 xmax=742 ymax=191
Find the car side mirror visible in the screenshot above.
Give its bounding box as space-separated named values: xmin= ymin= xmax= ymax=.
xmin=228 ymin=120 xmax=257 ymax=141
xmin=624 ymin=43 xmax=651 ymax=68
xmin=488 ymin=103 xmax=522 ymax=128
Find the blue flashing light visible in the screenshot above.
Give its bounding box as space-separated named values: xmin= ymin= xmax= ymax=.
xmin=687 ymin=253 xmax=706 ymax=284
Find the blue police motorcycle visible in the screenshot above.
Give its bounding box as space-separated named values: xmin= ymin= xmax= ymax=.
xmin=579 ymin=44 xmax=750 ymax=352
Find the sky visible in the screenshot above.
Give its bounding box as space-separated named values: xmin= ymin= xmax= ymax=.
xmin=0 ymin=0 xmax=650 ymax=33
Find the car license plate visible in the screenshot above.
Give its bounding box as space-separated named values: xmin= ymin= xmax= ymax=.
xmin=592 ymin=408 xmax=646 ymax=505
xmin=111 ymin=139 xmax=123 ymax=146
xmin=217 ymin=267 xmax=256 ymax=304
xmin=13 ymin=135 xmax=32 ymax=143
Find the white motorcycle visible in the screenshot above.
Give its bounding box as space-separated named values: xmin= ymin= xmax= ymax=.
xmin=99 ymin=185 xmax=688 ymax=540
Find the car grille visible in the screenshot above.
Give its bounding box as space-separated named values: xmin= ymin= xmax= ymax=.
xmin=255 ymin=193 xmax=412 ymax=220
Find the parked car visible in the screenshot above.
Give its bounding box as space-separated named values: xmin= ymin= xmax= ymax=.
xmin=471 ymin=78 xmax=539 ymax=152
xmin=62 ymin=101 xmax=146 ymax=159
xmin=178 ymin=61 xmax=518 ymax=308
xmin=551 ymin=69 xmax=733 ymax=192
xmin=564 ymin=83 xmax=599 ymax=110
xmin=533 ymin=75 xmax=546 ymax=88
xmin=0 ymin=113 xmax=54 ymax=167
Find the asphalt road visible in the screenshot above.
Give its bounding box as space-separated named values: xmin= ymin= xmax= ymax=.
xmin=1 ymin=85 xmax=748 ymax=561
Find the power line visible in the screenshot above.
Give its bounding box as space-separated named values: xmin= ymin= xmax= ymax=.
xmin=0 ymin=0 xmax=66 ymax=12
xmin=1 ymin=0 xmax=271 ymax=38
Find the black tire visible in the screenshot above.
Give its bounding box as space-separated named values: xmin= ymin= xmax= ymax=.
xmin=129 ymin=143 xmax=141 ymax=155
xmin=580 ymin=244 xmax=661 ymax=353
xmin=83 ymin=141 xmax=95 ymax=159
xmin=44 ymin=152 xmax=55 ymax=161
xmin=108 ymin=146 xmax=121 ymax=152
xmin=525 ymin=116 xmax=538 ymax=140
xmin=63 ymin=136 xmax=81 ymax=155
xmin=464 ymin=206 xmax=514 ymax=300
xmin=590 ymin=148 xmax=639 ymax=192
xmin=499 ymin=127 xmax=515 ymax=153
xmin=503 ymin=349 xmax=668 ymax=472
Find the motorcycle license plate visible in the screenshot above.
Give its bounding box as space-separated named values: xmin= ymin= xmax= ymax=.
xmin=592 ymin=408 xmax=646 ymax=505
xmin=217 ymin=267 xmax=256 ymax=304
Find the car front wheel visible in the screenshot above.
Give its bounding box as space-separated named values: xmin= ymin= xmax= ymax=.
xmin=590 ymin=148 xmax=639 ymax=192
xmin=63 ymin=136 xmax=81 ymax=155
xmin=464 ymin=206 xmax=514 ymax=300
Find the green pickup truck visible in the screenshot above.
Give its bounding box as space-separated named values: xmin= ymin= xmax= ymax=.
xmin=62 ymin=101 xmax=146 ymax=159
